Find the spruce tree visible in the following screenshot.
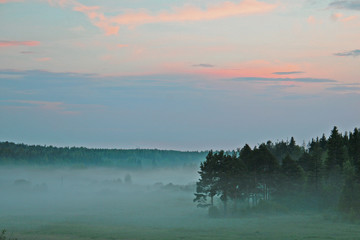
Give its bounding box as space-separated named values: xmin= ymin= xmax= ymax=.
xmin=326 ymin=126 xmax=345 ymax=171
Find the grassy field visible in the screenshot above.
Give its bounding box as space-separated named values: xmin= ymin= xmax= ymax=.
xmin=1 ymin=167 xmax=360 ymax=240
xmin=2 ymin=213 xmax=360 ymax=240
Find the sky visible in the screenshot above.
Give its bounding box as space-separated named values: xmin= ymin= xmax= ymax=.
xmin=0 ymin=0 xmax=360 ymax=150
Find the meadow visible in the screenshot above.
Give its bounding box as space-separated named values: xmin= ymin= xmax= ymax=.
xmin=1 ymin=167 xmax=359 ymax=240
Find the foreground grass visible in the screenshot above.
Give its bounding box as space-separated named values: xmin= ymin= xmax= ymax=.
xmin=2 ymin=213 xmax=360 ymax=240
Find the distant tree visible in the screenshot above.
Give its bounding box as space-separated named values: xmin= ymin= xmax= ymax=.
xmin=338 ymin=161 xmax=360 ymax=217
xmin=0 ymin=141 xmax=207 ymax=168
xmin=317 ymin=127 xmax=347 ymax=209
xmin=239 ymin=144 xmax=256 ymax=207
xmin=280 ymin=154 xmax=304 ymax=194
xmin=124 ymin=174 xmax=132 ymax=184
xmin=216 ymin=151 xmax=231 ymax=214
xmin=194 ymin=150 xmax=218 ymax=207
xmin=252 ymin=144 xmax=280 ymax=201
xmin=319 ymin=134 xmax=327 ymax=150
xmin=216 ymin=151 xmax=247 ymax=215
xmin=326 ymin=126 xmax=346 ymax=171
xmin=281 ymin=155 xmax=303 ymax=180
xmin=307 ymin=138 xmax=324 ymax=192
xmin=194 ymin=126 xmax=360 ymax=218
xmin=228 ymin=154 xmax=247 ymax=212
xmin=195 ymin=150 xmax=247 ymax=215
xmin=298 ymin=151 xmax=312 ymax=172
xmin=267 ymin=140 xmax=288 ymax=162
xmin=349 ymin=128 xmax=360 ymax=175
xmin=239 ymin=144 xmax=253 ymax=167
xmin=289 ymin=137 xmax=296 ymax=151
xmin=0 ymin=230 xmax=17 ymax=240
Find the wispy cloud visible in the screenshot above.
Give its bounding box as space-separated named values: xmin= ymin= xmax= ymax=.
xmin=331 ymin=12 xmax=357 ymax=22
xmin=192 ymin=64 xmax=215 ymax=68
xmin=334 ymin=49 xmax=360 ymax=57
xmin=117 ymin=44 xmax=129 ymax=48
xmin=266 ymin=84 xmax=297 ymax=90
xmin=47 ymin=0 xmax=73 ymax=8
xmin=331 ymin=12 xmax=343 ymax=21
xmin=109 ymin=0 xmax=277 ymax=24
xmin=326 ymin=82 xmax=360 ymax=92
xmin=2 ymin=100 xmax=79 ymax=115
xmin=0 ymin=0 xmax=23 ymax=3
xmin=14 ymin=100 xmax=64 ymax=110
xmin=229 ymin=77 xmax=337 ymax=83
xmin=329 ymin=1 xmax=360 ymax=10
xmin=20 ymin=51 xmax=35 ymax=54
xmin=272 ymin=71 xmax=304 ymax=75
xmin=327 ymin=86 xmax=360 ymax=91
xmin=36 ymin=57 xmax=52 ymax=62
xmin=341 ymin=15 xmax=357 ymax=21
xmin=0 ymin=73 xmax=23 ymax=79
xmin=66 ymin=0 xmax=278 ymax=35
xmin=0 ymin=40 xmax=40 ymax=47
xmin=307 ymin=16 xmax=317 ymax=24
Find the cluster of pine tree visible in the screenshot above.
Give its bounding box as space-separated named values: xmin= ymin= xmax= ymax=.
xmin=194 ymin=127 xmax=360 ymax=218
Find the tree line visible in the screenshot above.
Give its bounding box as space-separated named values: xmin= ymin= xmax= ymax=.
xmin=0 ymin=142 xmax=206 ymax=168
xmin=194 ymin=127 xmax=360 ymax=218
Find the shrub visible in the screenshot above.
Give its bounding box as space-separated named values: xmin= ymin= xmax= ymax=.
xmin=124 ymin=174 xmax=132 ymax=184
xmin=0 ymin=230 xmax=17 ymax=240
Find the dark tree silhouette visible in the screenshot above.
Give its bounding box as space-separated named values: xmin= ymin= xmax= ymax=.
xmin=194 ymin=126 xmax=360 ymax=219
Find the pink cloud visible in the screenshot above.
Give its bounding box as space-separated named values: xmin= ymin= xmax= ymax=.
xmin=0 ymin=40 xmax=40 ymax=47
xmin=340 ymin=15 xmax=357 ymax=22
xmin=307 ymin=16 xmax=316 ymax=24
xmin=72 ymin=4 xmax=119 ymax=35
xmin=73 ymin=4 xmax=99 ymax=12
xmin=99 ymin=54 xmax=113 ymax=61
xmin=174 ymin=60 xmax=303 ymax=79
xmin=36 ymin=57 xmax=51 ymax=62
xmin=117 ymin=44 xmax=129 ymax=48
xmin=19 ymin=100 xmax=63 ymax=110
xmin=331 ymin=12 xmax=357 ymax=23
xmin=0 ymin=0 xmax=23 ymax=3
xmin=47 ymin=0 xmax=73 ymax=8
xmin=21 ymin=51 xmax=34 ymax=54
xmin=331 ymin=13 xmax=343 ymax=21
xmin=307 ymin=15 xmax=324 ymax=25
xmin=94 ymin=21 xmax=120 ymax=36
xmin=9 ymin=100 xmax=79 ymax=115
xmin=72 ymin=0 xmax=277 ymax=35
xmin=118 ymin=0 xmax=276 ymax=24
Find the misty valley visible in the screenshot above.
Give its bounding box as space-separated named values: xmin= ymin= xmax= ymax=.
xmin=1 ymin=127 xmax=360 ymax=239
xmin=0 ymin=167 xmax=203 ymax=229
xmin=2 ymin=0 xmax=360 ymax=238
xmin=1 ymin=166 xmax=359 ymax=240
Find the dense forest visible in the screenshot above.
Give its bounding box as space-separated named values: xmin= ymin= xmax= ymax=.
xmin=0 ymin=142 xmax=206 ymax=168
xmin=194 ymin=127 xmax=360 ymax=219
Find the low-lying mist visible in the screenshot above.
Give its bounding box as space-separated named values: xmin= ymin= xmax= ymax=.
xmin=0 ymin=166 xmax=204 ymax=228
xmin=1 ymin=166 xmax=360 ymax=240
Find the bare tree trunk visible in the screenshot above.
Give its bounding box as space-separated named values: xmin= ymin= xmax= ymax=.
xmin=263 ymin=184 xmax=265 ymax=201
xmin=223 ymin=192 xmax=227 ymax=216
xmin=265 ymin=183 xmax=268 ymax=201
xmin=234 ymin=195 xmax=237 ymax=213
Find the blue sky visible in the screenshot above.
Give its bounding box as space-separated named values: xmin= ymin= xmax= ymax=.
xmin=0 ymin=0 xmax=360 ymax=150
